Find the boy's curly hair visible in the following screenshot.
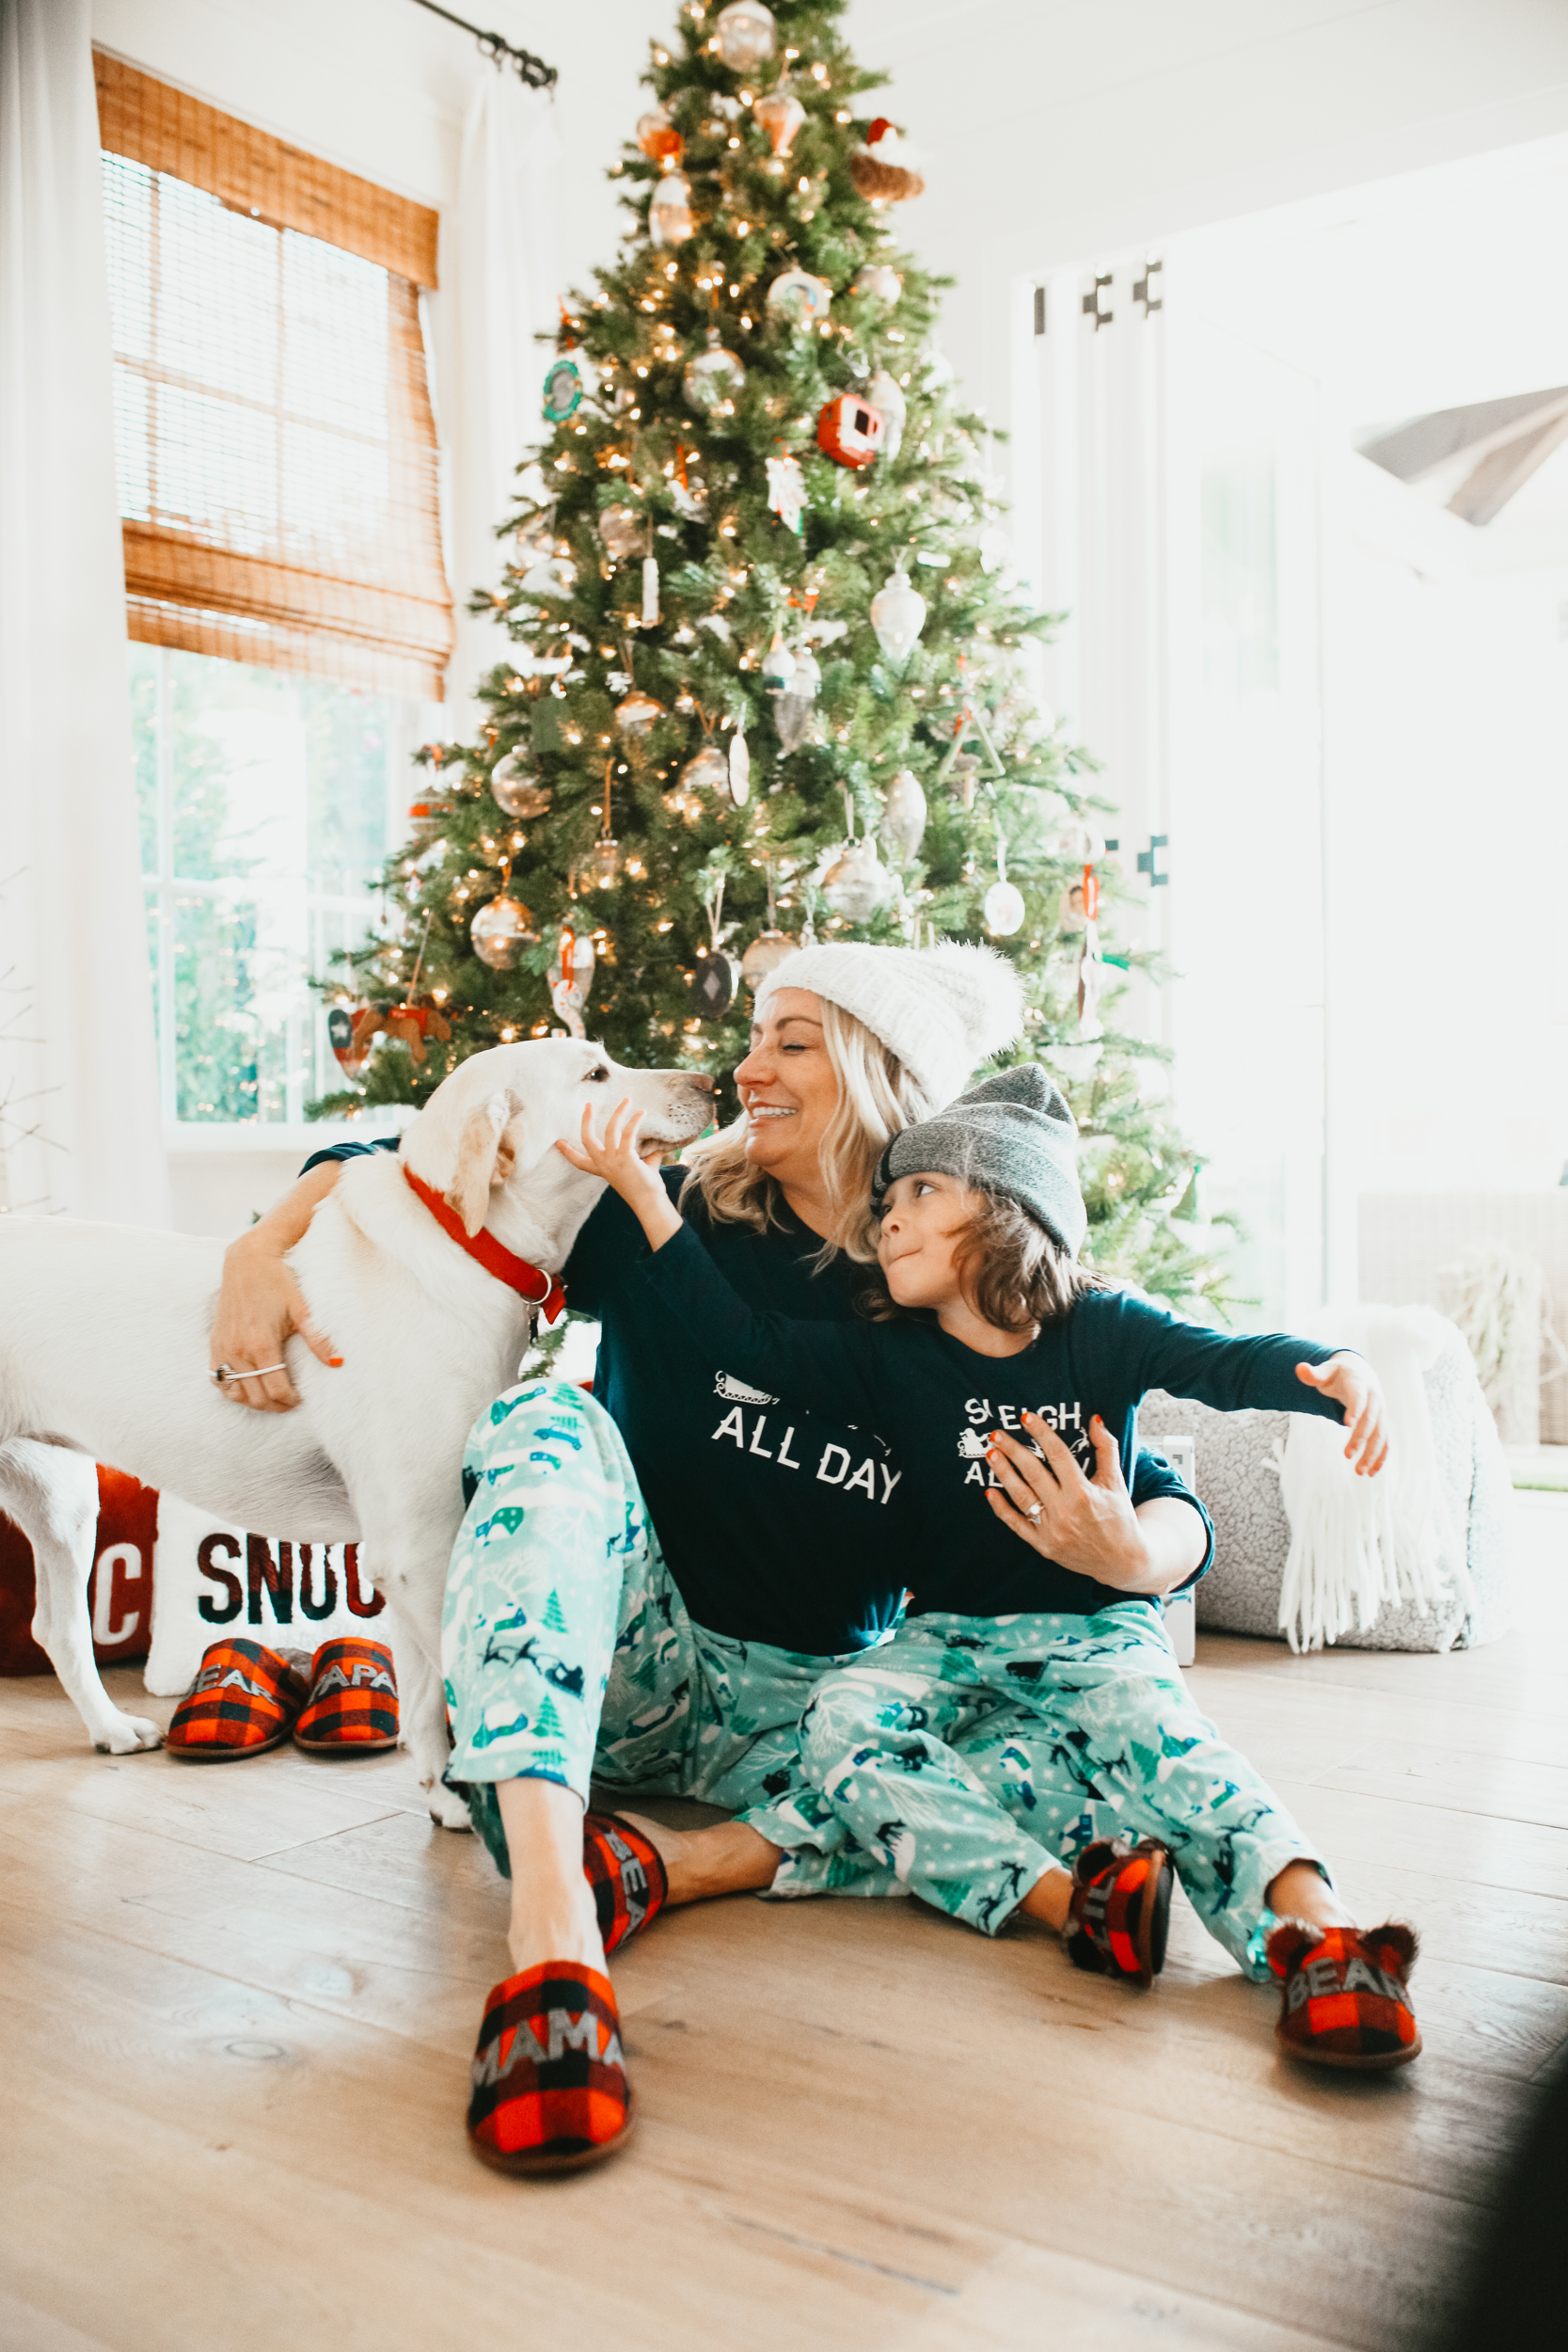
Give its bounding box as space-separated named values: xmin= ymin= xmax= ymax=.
xmin=863 ymin=1187 xmax=1098 ymax=1334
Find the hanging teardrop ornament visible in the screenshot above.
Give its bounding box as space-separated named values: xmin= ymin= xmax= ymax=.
xmin=869 ymin=561 xmax=927 ymax=663
xmin=984 ymin=833 xmax=1026 ymax=937
xmin=753 ymin=84 xmax=805 ymax=156
xmin=879 ymin=767 xmax=927 ymax=858
xmin=728 ymin=728 xmax=752 ymax=805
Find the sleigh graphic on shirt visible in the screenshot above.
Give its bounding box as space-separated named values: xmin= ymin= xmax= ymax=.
xmin=715 ymin=1370 xmax=778 ymax=1406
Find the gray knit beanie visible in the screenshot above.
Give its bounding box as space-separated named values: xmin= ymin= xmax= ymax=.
xmin=872 ymin=1063 xmax=1086 ymax=1259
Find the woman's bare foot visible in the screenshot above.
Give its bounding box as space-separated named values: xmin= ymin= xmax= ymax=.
xmin=498 ymin=1779 xmax=606 ymax=1976
xmin=614 ymin=1811 xmax=783 ymax=1905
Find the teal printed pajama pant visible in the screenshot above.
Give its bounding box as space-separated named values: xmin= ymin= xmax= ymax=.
xmin=441 ymin=1378 xmax=866 ymax=1880
xmin=764 ymin=1609 xmax=1327 ymax=1980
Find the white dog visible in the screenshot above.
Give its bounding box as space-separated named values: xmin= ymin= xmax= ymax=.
xmin=0 ymin=1040 xmax=714 ymax=1824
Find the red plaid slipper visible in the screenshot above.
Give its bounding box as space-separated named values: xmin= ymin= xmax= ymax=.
xmin=1267 ymin=1919 xmax=1421 ymax=2070
xmin=583 ymin=1813 xmax=668 ymax=1955
xmin=1065 ymin=1836 xmax=1174 ymax=1987
xmin=467 ymin=1963 xmax=632 ymax=2175
xmin=293 ymin=1637 xmax=399 ymax=1753
xmin=166 ymin=1639 xmax=310 ymax=1762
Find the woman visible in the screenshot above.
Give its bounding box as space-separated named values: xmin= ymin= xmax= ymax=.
xmin=212 ymin=944 xmax=1209 ymax=2172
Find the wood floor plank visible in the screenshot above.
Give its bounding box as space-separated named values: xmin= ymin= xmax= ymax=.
xmin=901 ymin=2239 xmax=1350 ymax=2352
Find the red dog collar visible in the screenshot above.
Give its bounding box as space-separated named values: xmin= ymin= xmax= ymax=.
xmin=403 ymin=1165 xmax=565 ymax=1324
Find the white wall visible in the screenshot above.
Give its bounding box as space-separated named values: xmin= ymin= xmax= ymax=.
xmin=853 ymin=0 xmax=1568 ymax=455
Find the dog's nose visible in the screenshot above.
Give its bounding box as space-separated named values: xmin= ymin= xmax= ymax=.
xmin=688 ymin=1072 xmax=718 ymax=1094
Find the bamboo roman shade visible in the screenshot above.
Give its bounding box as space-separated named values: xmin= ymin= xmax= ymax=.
xmin=95 ymin=52 xmax=452 ymax=699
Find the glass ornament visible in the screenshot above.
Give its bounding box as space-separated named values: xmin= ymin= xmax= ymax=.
xmin=713 ymin=1 xmax=777 ymax=71
xmin=680 ymin=744 xmax=730 ymax=798
xmin=470 ymin=894 xmax=539 ymax=970
xmin=869 ymin=564 xmax=927 ymax=663
xmin=406 ymin=796 xmax=450 ymax=846
xmin=853 ymin=262 xmax=902 ymax=303
xmin=864 ymin=368 xmax=907 ymax=461
xmin=984 ymin=880 xmax=1026 ymax=936
xmin=649 ymin=170 xmax=696 ymax=247
xmin=752 ymin=86 xmax=805 ymax=156
xmin=766 ymin=267 xmax=832 ymax=328
xmin=821 ymin=838 xmax=894 ymax=923
xmin=491 ymin=758 xmax=552 ymax=820
xmin=692 ymin=949 xmax=739 ymax=1019
xmin=771 ymin=643 xmax=819 ymax=753
xmin=684 ymin=329 xmax=746 ymax=414
xmin=740 ymin=929 xmax=798 ymax=987
xmin=728 ymin=729 xmax=752 ymax=805
xmin=542 ymin=354 xmax=594 ymax=422
xmin=760 ymin=631 xmax=796 ymax=691
xmin=588 ymin=837 xmax=622 ymax=888
xmin=598 ymin=503 xmax=642 ymax=561
xmin=879 ymin=768 xmax=927 ymax=858
xmin=636 ymin=104 xmax=682 ymax=162
xmin=614 ymin=689 xmax=665 ymax=736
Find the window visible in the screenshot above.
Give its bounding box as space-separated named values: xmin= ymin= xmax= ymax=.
xmin=95 ymin=53 xmax=451 ymax=1129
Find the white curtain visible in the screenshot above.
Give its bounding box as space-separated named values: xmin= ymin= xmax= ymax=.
xmin=433 ymin=67 xmax=561 ymax=723
xmin=0 ymin=0 xmax=166 ymax=1224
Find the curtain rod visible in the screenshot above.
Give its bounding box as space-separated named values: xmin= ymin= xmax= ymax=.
xmin=409 ymin=0 xmax=558 ymax=89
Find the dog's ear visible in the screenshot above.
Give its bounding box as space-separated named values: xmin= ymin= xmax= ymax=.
xmin=492 ymin=1099 xmax=556 ymax=1186
xmin=445 ymin=1092 xmax=513 ymax=1235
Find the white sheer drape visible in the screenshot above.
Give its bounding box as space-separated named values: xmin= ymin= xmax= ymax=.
xmin=433 ymin=67 xmax=560 ymax=722
xmin=0 ymin=0 xmax=166 ymax=1223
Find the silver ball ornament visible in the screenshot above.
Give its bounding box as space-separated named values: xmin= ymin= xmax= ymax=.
xmin=470 ymin=894 xmax=539 ymax=970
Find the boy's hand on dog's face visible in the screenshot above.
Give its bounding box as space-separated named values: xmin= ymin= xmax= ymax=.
xmin=556 ymin=1099 xmax=668 ymax=1204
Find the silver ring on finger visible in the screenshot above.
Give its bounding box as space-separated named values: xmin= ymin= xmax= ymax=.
xmin=1025 ymin=1501 xmax=1043 ymax=1521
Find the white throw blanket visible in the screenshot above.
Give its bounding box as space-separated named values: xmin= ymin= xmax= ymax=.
xmin=1272 ymin=1305 xmax=1477 ymax=1653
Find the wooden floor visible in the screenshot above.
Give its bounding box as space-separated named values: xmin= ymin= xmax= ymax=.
xmin=4 ymin=1507 xmax=1567 ymax=2352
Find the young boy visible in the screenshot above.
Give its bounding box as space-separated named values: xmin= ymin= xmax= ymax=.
xmin=563 ymin=1063 xmax=1420 ymax=2071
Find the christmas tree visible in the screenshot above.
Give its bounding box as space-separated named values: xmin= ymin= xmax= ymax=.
xmin=315 ymin=0 xmax=1227 ymax=1316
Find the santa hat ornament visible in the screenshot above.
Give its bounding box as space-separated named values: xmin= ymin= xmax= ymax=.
xmin=848 ymin=119 xmax=925 ymax=203
xmin=754 ymin=940 xmax=1025 ymax=1109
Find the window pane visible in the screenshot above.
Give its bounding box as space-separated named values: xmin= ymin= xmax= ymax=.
xmin=130 ymin=644 xmax=429 ymax=1124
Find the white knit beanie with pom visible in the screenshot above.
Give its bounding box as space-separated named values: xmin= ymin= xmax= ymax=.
xmin=753 ymin=941 xmax=1025 ymax=1108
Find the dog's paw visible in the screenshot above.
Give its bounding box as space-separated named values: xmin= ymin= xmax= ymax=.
xmin=93 ymin=1713 xmax=164 ymax=1755
xmin=427 ymin=1786 xmax=475 ymax=1833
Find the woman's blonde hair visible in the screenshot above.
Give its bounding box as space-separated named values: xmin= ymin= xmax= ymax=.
xmin=680 ymin=996 xmax=936 ymax=1262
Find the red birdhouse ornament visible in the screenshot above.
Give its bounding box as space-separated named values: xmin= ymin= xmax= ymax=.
xmin=816 ymin=392 xmax=885 ymax=470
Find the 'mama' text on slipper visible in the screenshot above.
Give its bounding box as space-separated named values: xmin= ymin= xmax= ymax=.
xmin=467 ymin=1963 xmax=632 ymax=2175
